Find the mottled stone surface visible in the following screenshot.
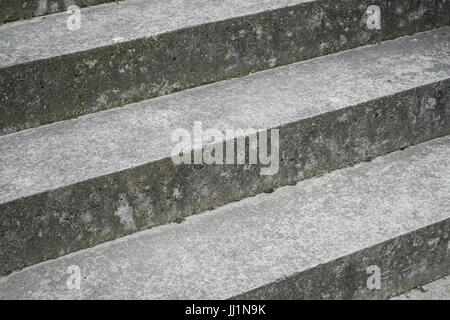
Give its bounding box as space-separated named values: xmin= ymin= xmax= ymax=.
xmin=0 ymin=0 xmax=449 ymax=134
xmin=0 ymin=137 xmax=449 ymax=299
xmin=0 ymin=0 xmax=121 ymax=24
xmin=392 ymin=276 xmax=450 ymax=300
xmin=1 ymin=28 xmax=450 ymax=276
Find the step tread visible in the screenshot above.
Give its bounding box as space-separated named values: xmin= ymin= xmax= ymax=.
xmin=392 ymin=276 xmax=450 ymax=300
xmin=0 ymin=0 xmax=124 ymax=25
xmin=0 ymin=136 xmax=449 ymax=299
xmin=0 ymin=0 xmax=310 ymax=68
xmin=1 ymin=28 xmax=449 ymax=204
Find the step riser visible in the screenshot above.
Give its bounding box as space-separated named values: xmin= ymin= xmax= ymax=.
xmin=0 ymin=0 xmax=118 ymax=25
xmin=1 ymin=0 xmax=449 ymax=135
xmin=0 ymin=136 xmax=448 ymax=299
xmin=1 ymin=78 xmax=449 ymax=277
xmin=233 ymin=219 xmax=450 ymax=300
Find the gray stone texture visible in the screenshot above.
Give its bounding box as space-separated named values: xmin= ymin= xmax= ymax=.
xmin=392 ymin=276 xmax=450 ymax=300
xmin=0 ymin=1 xmax=123 ymax=24
xmin=0 ymin=0 xmax=449 ymax=134
xmin=0 ymin=136 xmax=449 ymax=299
xmin=0 ymin=28 xmax=449 ymax=277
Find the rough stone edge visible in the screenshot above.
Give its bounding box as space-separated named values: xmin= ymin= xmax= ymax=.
xmin=391 ymin=276 xmax=450 ymax=300
xmin=1 ymin=79 xmax=449 ymax=277
xmin=230 ymin=218 xmax=450 ymax=300
xmin=1 ymin=0 xmax=449 ymax=135
xmin=0 ymin=0 xmax=121 ymax=25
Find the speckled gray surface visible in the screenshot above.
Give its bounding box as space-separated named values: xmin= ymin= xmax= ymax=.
xmin=0 ymin=0 xmax=122 ymax=24
xmin=1 ymin=29 xmax=449 ymax=277
xmin=0 ymin=137 xmax=448 ymax=299
xmin=392 ymin=276 xmax=450 ymax=300
xmin=1 ymin=0 xmax=448 ymax=134
xmin=0 ymin=0 xmax=311 ymax=62
xmin=1 ymin=28 xmax=449 ymax=204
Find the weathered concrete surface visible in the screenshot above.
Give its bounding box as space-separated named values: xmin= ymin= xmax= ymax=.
xmin=0 ymin=0 xmax=121 ymax=25
xmin=1 ymin=0 xmax=449 ymax=134
xmin=392 ymin=276 xmax=450 ymax=300
xmin=0 ymin=137 xmax=449 ymax=299
xmin=1 ymin=28 xmax=450 ymax=276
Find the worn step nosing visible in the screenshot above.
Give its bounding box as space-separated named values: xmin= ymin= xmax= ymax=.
xmin=0 ymin=136 xmax=449 ymax=299
xmin=1 ymin=0 xmax=449 ymax=134
xmin=2 ymin=28 xmax=449 ymax=204
xmin=1 ymin=28 xmax=449 ymax=276
xmin=0 ymin=0 xmax=125 ymax=25
xmin=232 ymin=219 xmax=450 ymax=300
xmin=1 ymin=79 xmax=448 ymax=277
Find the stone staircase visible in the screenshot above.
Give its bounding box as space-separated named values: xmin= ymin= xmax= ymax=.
xmin=0 ymin=0 xmax=448 ymax=299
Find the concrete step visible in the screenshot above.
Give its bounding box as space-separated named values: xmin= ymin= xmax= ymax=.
xmin=1 ymin=28 xmax=449 ymax=277
xmin=0 ymin=136 xmax=448 ymax=299
xmin=392 ymin=276 xmax=450 ymax=300
xmin=0 ymin=0 xmax=448 ymax=135
xmin=0 ymin=0 xmax=121 ymax=25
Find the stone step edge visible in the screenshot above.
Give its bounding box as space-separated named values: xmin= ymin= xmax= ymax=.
xmin=0 ymin=136 xmax=448 ymax=299
xmin=1 ymin=0 xmax=449 ymax=135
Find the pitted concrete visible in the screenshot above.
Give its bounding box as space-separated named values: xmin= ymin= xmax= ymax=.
xmin=0 ymin=0 xmax=313 ymax=64
xmin=392 ymin=276 xmax=450 ymax=300
xmin=0 ymin=137 xmax=448 ymax=299
xmin=1 ymin=28 xmax=449 ymax=204
xmin=0 ymin=28 xmax=449 ymax=276
xmin=0 ymin=0 xmax=122 ymax=25
xmin=0 ymin=0 xmax=449 ymax=134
